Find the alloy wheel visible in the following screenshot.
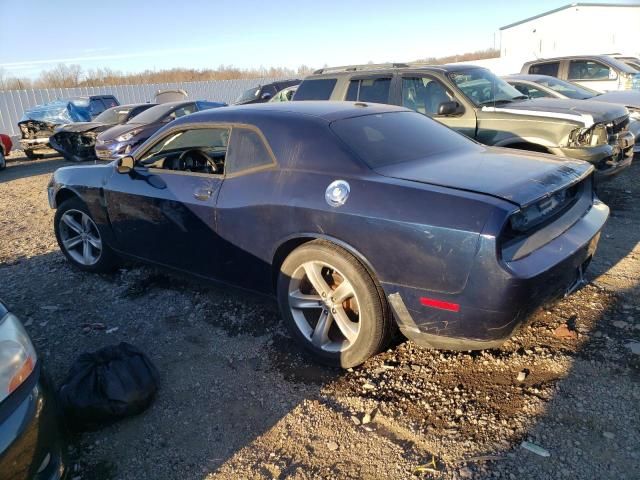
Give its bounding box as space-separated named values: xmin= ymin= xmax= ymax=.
xmin=59 ymin=209 xmax=102 ymax=266
xmin=288 ymin=261 xmax=361 ymax=352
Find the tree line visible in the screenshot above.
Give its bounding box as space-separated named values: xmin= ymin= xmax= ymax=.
xmin=0 ymin=49 xmax=498 ymax=91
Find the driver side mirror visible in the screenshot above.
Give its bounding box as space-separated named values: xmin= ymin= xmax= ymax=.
xmin=261 ymin=92 xmax=272 ymax=100
xmin=437 ymin=101 xmax=461 ymax=116
xmin=117 ymin=155 xmax=135 ymax=174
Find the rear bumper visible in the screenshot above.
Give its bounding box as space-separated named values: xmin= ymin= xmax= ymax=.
xmin=0 ymin=366 xmax=66 ymax=480
xmin=385 ymin=200 xmax=609 ymax=350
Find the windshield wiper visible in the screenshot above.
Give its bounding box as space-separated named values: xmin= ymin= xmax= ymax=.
xmin=479 ymin=98 xmax=515 ymax=106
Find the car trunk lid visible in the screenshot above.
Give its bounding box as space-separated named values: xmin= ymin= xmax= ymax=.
xmin=374 ymin=146 xmax=593 ymax=207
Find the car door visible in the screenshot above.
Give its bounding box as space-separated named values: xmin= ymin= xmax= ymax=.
xmin=566 ymin=59 xmax=617 ymax=92
xmin=214 ymin=125 xmax=279 ymax=293
xmin=104 ymin=124 xmax=230 ymax=277
xmin=399 ymin=73 xmax=477 ymax=139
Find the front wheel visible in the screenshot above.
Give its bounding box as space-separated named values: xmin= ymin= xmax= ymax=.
xmin=54 ymin=197 xmax=119 ymax=273
xmin=277 ymin=240 xmax=392 ymax=368
xmin=0 ymin=151 xmax=5 ymax=170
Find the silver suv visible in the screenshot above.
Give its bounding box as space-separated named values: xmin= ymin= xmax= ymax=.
xmin=521 ymin=55 xmax=640 ymax=93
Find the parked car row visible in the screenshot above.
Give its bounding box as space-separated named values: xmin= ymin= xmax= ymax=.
xmin=292 ymin=62 xmax=637 ymax=179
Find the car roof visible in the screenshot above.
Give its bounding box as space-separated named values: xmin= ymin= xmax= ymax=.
xmin=307 ymin=63 xmax=487 ymax=78
xmin=174 ymin=101 xmax=410 ymax=124
xmin=523 ymin=55 xmax=638 ymax=73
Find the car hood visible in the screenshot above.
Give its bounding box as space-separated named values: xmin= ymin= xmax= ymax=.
xmin=97 ymin=122 xmax=160 ymax=141
xmin=54 ymin=122 xmax=114 ymax=134
xmin=374 ymin=146 xmax=592 ymax=207
xmin=591 ymin=90 xmax=640 ymax=108
xmin=483 ymin=98 xmax=628 ymax=126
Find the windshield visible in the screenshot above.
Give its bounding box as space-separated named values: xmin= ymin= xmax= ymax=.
xmin=330 ymin=111 xmax=474 ymax=169
xmin=534 ymin=77 xmax=597 ymax=100
xmin=127 ymin=103 xmax=180 ymax=124
xmin=94 ymin=106 xmax=131 ymax=124
xmin=449 ymin=69 xmax=525 ymax=106
xmin=236 ymin=86 xmax=260 ymax=103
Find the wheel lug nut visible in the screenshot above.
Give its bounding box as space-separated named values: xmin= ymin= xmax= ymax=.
xmin=321 ymin=292 xmax=326 ymax=298
xmin=332 ymin=308 xmax=336 ymax=314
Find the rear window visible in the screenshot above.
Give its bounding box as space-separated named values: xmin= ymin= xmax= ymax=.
xmin=330 ymin=111 xmax=473 ymax=169
xmin=293 ymin=79 xmax=337 ymax=100
xmin=529 ymin=62 xmax=560 ymax=77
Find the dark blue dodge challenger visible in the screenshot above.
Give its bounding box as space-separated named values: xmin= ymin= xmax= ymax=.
xmin=47 ymin=102 xmax=609 ymax=367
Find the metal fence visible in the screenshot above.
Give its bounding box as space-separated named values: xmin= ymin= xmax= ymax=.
xmin=0 ymin=77 xmax=287 ymax=138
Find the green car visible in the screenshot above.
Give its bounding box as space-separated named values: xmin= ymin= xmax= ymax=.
xmin=294 ymin=64 xmax=635 ymax=179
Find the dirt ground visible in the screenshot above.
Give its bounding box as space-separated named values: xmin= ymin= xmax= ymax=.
xmin=0 ymin=151 xmax=638 ymax=480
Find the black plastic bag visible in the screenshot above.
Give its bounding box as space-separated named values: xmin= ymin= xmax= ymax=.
xmin=59 ymin=342 xmax=159 ymax=430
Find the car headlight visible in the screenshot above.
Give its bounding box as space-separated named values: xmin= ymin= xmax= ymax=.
xmin=0 ymin=307 xmax=37 ymax=403
xmin=568 ymin=123 xmax=608 ymax=147
xmin=116 ymin=129 xmax=142 ymax=142
xmin=629 ymin=109 xmax=640 ymax=121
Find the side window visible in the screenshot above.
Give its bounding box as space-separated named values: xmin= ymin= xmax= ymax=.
xmin=293 ymin=79 xmax=337 ymax=100
xmin=226 ymin=128 xmax=274 ymax=175
xmin=511 ymin=83 xmax=550 ymax=99
xmin=568 ymin=60 xmax=614 ymax=80
xmin=344 ymin=78 xmax=391 ymax=103
xmin=402 ymin=77 xmax=453 ymax=115
xmin=140 ymin=127 xmax=230 ymax=175
xmin=529 ymin=62 xmax=560 ymax=77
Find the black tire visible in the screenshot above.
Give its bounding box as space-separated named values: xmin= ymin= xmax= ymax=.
xmin=54 ymin=197 xmax=119 ymax=273
xmin=24 ymin=149 xmax=40 ymax=160
xmin=277 ymin=240 xmax=392 ymax=368
xmin=0 ymin=151 xmax=5 ymax=170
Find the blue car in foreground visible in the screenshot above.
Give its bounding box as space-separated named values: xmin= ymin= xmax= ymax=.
xmin=47 ymin=102 xmax=608 ymax=367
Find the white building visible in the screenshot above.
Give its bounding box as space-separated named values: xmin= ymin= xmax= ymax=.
xmin=499 ymin=3 xmax=640 ymax=62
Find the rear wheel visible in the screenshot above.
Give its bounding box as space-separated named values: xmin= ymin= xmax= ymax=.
xmin=277 ymin=240 xmax=392 ymax=368
xmin=54 ymin=197 xmax=119 ymax=273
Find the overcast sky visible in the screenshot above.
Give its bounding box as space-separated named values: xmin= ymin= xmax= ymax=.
xmin=1 ymin=0 xmax=637 ymax=78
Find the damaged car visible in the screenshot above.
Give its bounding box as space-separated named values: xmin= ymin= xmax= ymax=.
xmin=505 ymin=74 xmax=640 ymax=153
xmin=296 ymin=64 xmax=635 ymax=179
xmin=19 ymin=99 xmax=92 ymax=160
xmin=48 ymin=102 xmax=608 ymax=368
xmin=50 ymin=103 xmax=157 ymax=162
xmin=18 ymin=95 xmax=119 ymax=160
xmin=0 ymin=299 xmax=66 ymax=479
xmin=94 ymin=100 xmax=226 ymax=161
xmin=0 ymin=133 xmax=12 ymax=170
xmin=234 ymin=80 xmax=300 ymax=104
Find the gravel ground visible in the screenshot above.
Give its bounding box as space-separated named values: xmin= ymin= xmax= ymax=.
xmin=0 ymin=151 xmax=638 ymax=480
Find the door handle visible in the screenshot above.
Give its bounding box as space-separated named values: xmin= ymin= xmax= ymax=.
xmin=193 ymin=188 xmax=213 ymax=201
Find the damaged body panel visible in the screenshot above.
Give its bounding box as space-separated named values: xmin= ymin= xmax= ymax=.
xmin=50 ymin=103 xmax=156 ymax=162
xmin=505 ymin=74 xmax=640 ymax=154
xmin=48 ymin=102 xmax=609 ymax=355
xmin=19 ymin=100 xmax=91 ymax=159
